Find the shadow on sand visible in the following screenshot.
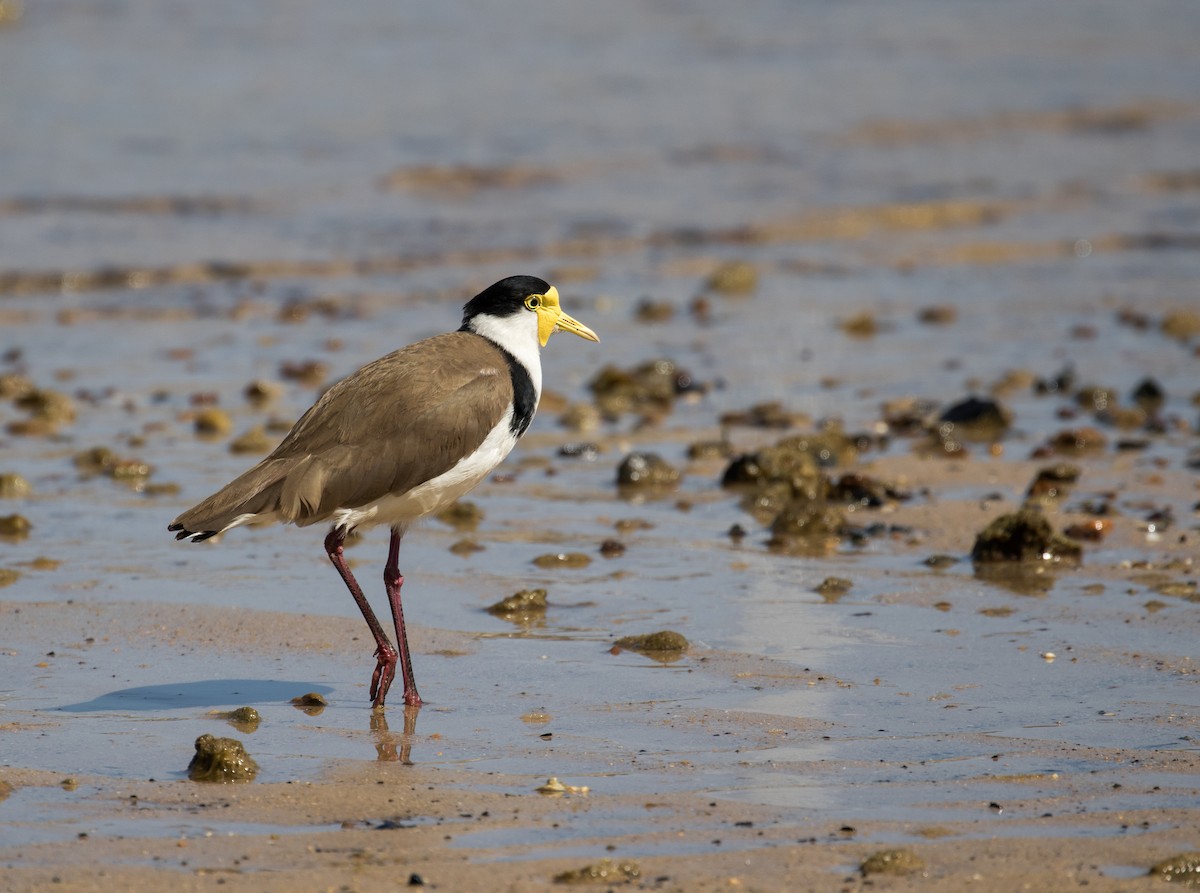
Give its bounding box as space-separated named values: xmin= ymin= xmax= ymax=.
xmin=57 ymin=679 xmax=335 ymax=712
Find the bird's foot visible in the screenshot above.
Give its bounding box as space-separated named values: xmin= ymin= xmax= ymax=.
xmin=369 ymin=643 xmax=398 ymax=707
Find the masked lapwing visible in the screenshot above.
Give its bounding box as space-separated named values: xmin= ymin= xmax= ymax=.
xmin=169 ymin=276 xmax=599 ymax=709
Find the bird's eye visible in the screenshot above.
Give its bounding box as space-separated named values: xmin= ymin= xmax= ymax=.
xmin=525 ymin=295 xmax=542 ymax=310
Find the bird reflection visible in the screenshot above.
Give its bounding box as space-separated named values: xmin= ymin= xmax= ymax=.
xmin=371 ymin=705 xmax=418 ymax=764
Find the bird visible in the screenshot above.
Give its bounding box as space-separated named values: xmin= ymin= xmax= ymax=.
xmin=169 ymin=276 xmax=599 ymax=709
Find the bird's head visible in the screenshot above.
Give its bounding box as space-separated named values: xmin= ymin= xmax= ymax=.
xmin=461 ymin=276 xmax=599 ymax=348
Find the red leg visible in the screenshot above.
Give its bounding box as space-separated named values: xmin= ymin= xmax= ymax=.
xmin=384 ymin=527 xmax=423 ymax=707
xmin=325 ymin=527 xmax=397 ymax=709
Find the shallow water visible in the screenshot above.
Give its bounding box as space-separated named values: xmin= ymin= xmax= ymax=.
xmin=2 ymin=0 xmax=1199 ymax=862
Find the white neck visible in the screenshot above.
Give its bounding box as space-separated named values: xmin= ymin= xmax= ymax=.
xmin=466 ymin=311 xmax=544 ymax=397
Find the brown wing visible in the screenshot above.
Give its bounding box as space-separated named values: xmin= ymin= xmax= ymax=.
xmin=171 ymin=332 xmax=514 ymax=534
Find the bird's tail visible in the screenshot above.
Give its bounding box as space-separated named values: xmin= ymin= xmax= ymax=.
xmin=168 ymin=457 xmax=297 ymax=542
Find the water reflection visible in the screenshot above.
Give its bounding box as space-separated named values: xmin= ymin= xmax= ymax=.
xmin=371 ymin=705 xmax=417 ymax=764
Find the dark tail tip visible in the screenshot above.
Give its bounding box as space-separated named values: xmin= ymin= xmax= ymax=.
xmin=171 ymin=523 xmax=217 ymax=542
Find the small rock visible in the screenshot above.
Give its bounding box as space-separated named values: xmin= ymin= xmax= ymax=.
xmin=187 ymin=734 xmax=259 ymax=783
xmin=815 ymin=576 xmax=852 ymax=597
xmin=1074 ymin=384 xmax=1116 ymax=413
xmin=0 ymin=373 xmax=33 ymax=400
xmin=73 ymin=446 xmax=118 ymax=475
xmin=487 ymin=588 xmax=548 ymax=616
xmin=557 ymin=401 xmax=602 ymax=432
xmin=14 ymin=388 xmax=76 ymax=425
xmin=686 ymin=439 xmax=732 ymax=461
xmin=880 ymin=396 xmax=939 ymax=434
xmin=971 ymin=508 xmax=1082 ymax=563
xmin=215 ymin=706 xmax=262 ymax=733
xmin=938 ymin=395 xmax=1012 ymax=441
xmin=1026 ymin=464 xmax=1081 ymax=501
xmin=719 ymin=400 xmax=808 ymax=430
xmin=1155 ymin=581 xmax=1198 ymax=599
xmin=770 ymin=501 xmax=845 ymax=540
xmin=860 ymin=848 xmax=925 ymax=877
xmin=435 ymin=500 xmax=483 ymax=531
xmin=1064 ymin=519 xmax=1111 ymax=541
xmin=532 ymin=552 xmax=592 ymax=569
xmin=830 ymin=472 xmax=893 ymax=507
xmin=228 ymin=425 xmax=273 ymax=454
xmin=279 ymin=359 xmax=329 ymax=386
xmin=616 ymin=453 xmax=681 ymax=488
xmin=553 ymin=857 xmax=641 ymax=884
xmin=193 ymin=407 xmax=232 ymax=437
xmin=557 ymin=442 xmax=601 ymax=460
xmin=613 ymin=630 xmax=689 ymax=655
xmin=537 ymin=776 xmax=590 ymax=795
xmin=291 ymin=692 xmax=327 ymax=706
xmin=840 ymin=311 xmax=881 ymax=337
xmin=243 ymin=379 xmax=283 ymax=407
xmin=0 ymin=473 xmax=32 ymax=499
xmin=1148 ymin=851 xmax=1200 ymax=884
xmin=589 ymin=359 xmax=697 ymax=422
xmin=0 ymin=514 xmax=31 ymax=538
xmin=917 ymin=305 xmax=957 ymax=325
xmin=1041 ymin=427 xmax=1107 ymax=456
xmin=634 ymin=298 xmax=675 ymax=322
xmin=1161 ymin=309 xmax=1200 ymax=341
xmin=613 ymin=518 xmax=654 ymax=533
xmin=704 ymin=260 xmax=758 ymax=296
xmin=924 ymin=554 xmax=959 ymax=568
xmin=1130 ymin=377 xmax=1166 ymax=412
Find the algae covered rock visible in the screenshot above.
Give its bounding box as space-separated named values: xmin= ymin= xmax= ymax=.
xmin=815 ymin=576 xmax=853 ymax=600
xmin=290 ymin=691 xmax=328 ymax=715
xmin=589 ymin=359 xmax=694 ymax=421
xmin=613 ymin=630 xmax=689 ymax=656
xmin=553 ymin=857 xmax=641 ymax=884
xmin=769 ymin=502 xmax=845 ymax=540
xmin=532 ymin=552 xmax=591 ymax=569
xmin=1025 ymin=464 xmax=1081 ymax=501
xmin=719 ymin=400 xmax=807 ymax=429
xmin=860 ymin=848 xmax=925 ymax=877
xmin=0 ymin=514 xmax=32 ymax=538
xmin=616 ymin=452 xmax=681 ymax=489
xmin=193 ymin=406 xmax=233 ymax=437
xmin=216 ymin=706 xmax=262 ymax=733
xmin=1148 ymin=851 xmax=1200 ymax=884
xmin=228 ymin=425 xmax=273 ymax=454
xmin=703 ymin=259 xmax=758 ymax=296
xmin=938 ymin=395 xmax=1012 ymax=441
xmin=971 ymin=508 xmax=1082 ymax=564
xmin=435 ymin=500 xmax=483 ymax=531
xmin=487 ymin=588 xmax=548 ymax=618
xmin=187 ymin=734 xmax=259 ymax=783
xmin=0 ymin=473 xmax=31 ymax=499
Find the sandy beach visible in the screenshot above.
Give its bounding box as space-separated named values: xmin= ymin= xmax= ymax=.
xmin=3 ymin=1 xmax=1200 ymax=889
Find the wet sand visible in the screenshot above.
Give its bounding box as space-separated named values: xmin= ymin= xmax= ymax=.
xmin=3 ymin=1 xmax=1200 ymax=889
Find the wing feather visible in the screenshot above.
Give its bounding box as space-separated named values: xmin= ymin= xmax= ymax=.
xmin=173 ymin=332 xmax=518 ymax=533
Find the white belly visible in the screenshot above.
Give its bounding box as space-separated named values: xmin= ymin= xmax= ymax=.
xmin=331 ymin=407 xmax=520 ymax=532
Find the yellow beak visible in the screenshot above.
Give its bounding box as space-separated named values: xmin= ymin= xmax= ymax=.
xmin=536 ymin=286 xmax=600 ymax=347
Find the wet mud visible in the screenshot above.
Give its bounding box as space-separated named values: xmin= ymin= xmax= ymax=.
xmin=2 ymin=1 xmax=1200 ymax=890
